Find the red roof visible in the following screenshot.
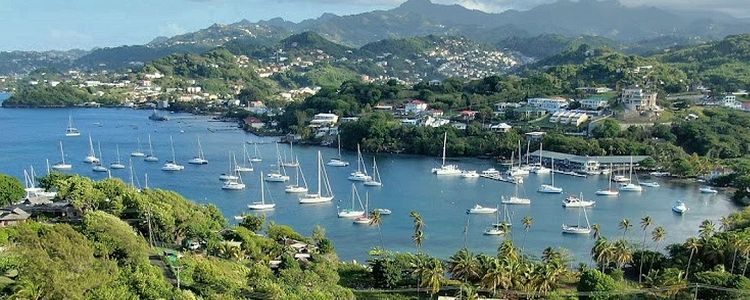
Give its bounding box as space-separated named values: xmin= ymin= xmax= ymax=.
xmin=409 ymin=99 xmax=426 ymax=105
xmin=243 ymin=116 xmax=262 ymax=125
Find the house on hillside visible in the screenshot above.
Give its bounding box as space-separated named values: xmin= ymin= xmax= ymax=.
xmin=580 ymin=97 xmax=608 ymax=110
xmin=309 ymin=113 xmax=339 ymax=127
xmin=0 ymin=207 xmax=30 ymax=227
xmin=405 ymin=99 xmax=428 ymax=114
xmin=527 ymin=97 xmax=569 ymax=112
xmin=490 ymin=123 xmax=512 ymax=132
xmin=243 ymin=117 xmax=264 ymax=129
xmin=621 ymin=86 xmax=659 ymax=111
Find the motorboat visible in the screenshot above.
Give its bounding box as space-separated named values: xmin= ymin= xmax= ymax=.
xmin=431 ymin=133 xmax=462 ymax=175
xmin=562 ymin=208 xmax=592 ymax=234
xmin=187 ymin=137 xmax=208 ymax=165
xmin=699 ymin=186 xmax=718 ymax=194
xmin=562 ymin=193 xmax=595 ymax=208
xmin=461 ymin=170 xmax=480 ymax=178
xmin=65 ymin=115 xmax=81 ymax=137
xmin=481 ymin=168 xmax=501 ymax=176
xmin=373 ymin=208 xmax=392 ymax=215
xmin=52 ymin=141 xmax=73 ymax=170
xmin=327 ymin=134 xmax=350 ymax=167
xmin=483 ymin=225 xmax=505 ymax=235
xmin=672 ymin=201 xmax=688 ymax=214
xmin=640 ymin=182 xmax=660 ymax=188
xmin=467 ymin=204 xmax=497 ymax=214
xmin=299 ymin=151 xmax=335 ymax=204
xmin=338 ymin=184 xmax=365 ymax=218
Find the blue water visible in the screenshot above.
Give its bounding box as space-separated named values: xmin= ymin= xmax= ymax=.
xmin=0 ymin=107 xmax=740 ymax=262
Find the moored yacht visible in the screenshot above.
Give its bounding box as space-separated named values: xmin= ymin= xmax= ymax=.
xmin=92 ymin=142 xmax=108 ymax=172
xmin=596 ymin=164 xmax=619 ymax=196
xmin=248 ymin=172 xmax=275 ymax=210
xmin=144 ymin=135 xmax=159 ymax=162
xmin=672 ymin=201 xmax=688 ymax=214
xmin=562 ymin=193 xmax=596 ymax=208
xmin=537 ymin=159 xmax=563 ymax=193
xmin=467 ymin=204 xmax=497 ymax=214
xmin=327 ymin=134 xmax=350 ymax=167
xmin=562 ymin=208 xmax=592 ymax=234
xmin=265 ymin=144 xmax=290 ymax=182
xmin=337 ymin=184 xmax=365 ymax=218
xmin=348 ymin=144 xmax=372 ymax=181
xmin=285 ymin=161 xmax=309 ymax=193
xmin=65 ymin=115 xmax=81 ymax=137
xmin=161 ymin=136 xmax=185 ymax=171
xmin=431 ymin=132 xmax=462 ymax=175
xmin=699 ymin=186 xmax=718 ymax=193
xmin=187 ymin=137 xmax=208 ymax=165
xmin=83 ymin=134 xmax=100 ymax=164
xmin=52 ymin=141 xmax=73 ymax=170
xmin=110 ymin=145 xmax=126 ymax=169
xmin=131 ymin=137 xmax=146 ymax=157
xmin=299 ymin=151 xmax=335 ymax=204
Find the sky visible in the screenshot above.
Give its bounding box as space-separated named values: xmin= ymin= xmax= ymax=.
xmin=0 ymin=0 xmax=748 ymax=51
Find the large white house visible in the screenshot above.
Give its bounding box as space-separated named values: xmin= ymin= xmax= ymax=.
xmin=310 ymin=113 xmax=339 ymax=127
xmin=720 ymin=95 xmax=743 ymax=109
xmin=580 ymin=98 xmax=608 ymax=110
xmin=621 ymin=87 xmax=658 ymax=111
xmin=404 ymin=99 xmax=428 ymax=114
xmin=526 ymin=97 xmax=569 ymax=112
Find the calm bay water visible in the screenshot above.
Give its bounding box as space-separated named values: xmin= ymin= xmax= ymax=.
xmin=0 ymin=105 xmax=740 ymax=262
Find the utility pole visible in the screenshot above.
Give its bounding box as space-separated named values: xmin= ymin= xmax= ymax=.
xmin=174 ymin=265 xmax=184 ymax=289
xmin=693 ymin=283 xmax=699 ymax=300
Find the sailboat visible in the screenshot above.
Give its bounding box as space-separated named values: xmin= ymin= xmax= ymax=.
xmin=596 ymin=164 xmax=619 ymax=196
xmin=110 ymin=145 xmax=126 ymax=169
xmin=327 ymin=134 xmax=350 ymax=167
xmin=161 ymin=136 xmax=185 ymax=171
xmin=248 ymin=172 xmax=276 ymax=210
xmin=506 ymin=141 xmax=529 ymax=176
xmin=92 ymin=142 xmax=108 ymax=172
xmin=562 ymin=207 xmax=592 ymax=234
xmin=24 ymin=167 xmax=56 ymax=198
xmin=83 ymin=134 xmax=100 ymax=164
xmin=353 ymin=192 xmax=373 ymax=224
xmin=219 ymin=153 xmax=240 ymax=181
xmin=562 ymin=192 xmax=596 ymax=208
xmin=144 ymin=135 xmax=159 ymax=162
xmin=65 ymin=115 xmax=81 ymax=137
xmin=618 ymin=157 xmax=642 ymax=192
xmin=188 ymin=137 xmax=208 ymax=165
xmin=530 ymin=143 xmax=551 ymax=174
xmin=338 ymin=184 xmax=365 ymax=218
xmin=265 ymin=144 xmax=290 ymax=182
xmin=131 ymin=137 xmax=146 ymax=157
xmin=52 ymin=141 xmax=72 ymax=170
xmin=235 ymin=144 xmax=254 ymax=172
xmin=281 ymin=141 xmax=299 ymax=168
xmin=285 ymin=159 xmax=309 ymax=193
xmin=299 ymin=151 xmax=335 ymax=204
xmin=484 ymin=208 xmax=506 ymax=235
xmin=501 ymin=179 xmax=531 ymax=205
xmin=363 ymin=157 xmax=383 ymax=187
xmin=222 ymin=166 xmax=246 ymax=190
xmin=348 ymin=144 xmax=372 ymax=181
xmin=431 ymin=132 xmax=462 ymax=175
xmin=493 ymin=204 xmax=513 ymax=227
xmin=537 ymin=159 xmax=563 ymax=193
xmin=249 ymin=142 xmax=262 ymax=162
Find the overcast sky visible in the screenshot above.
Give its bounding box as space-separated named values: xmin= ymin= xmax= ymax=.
xmin=0 ymin=0 xmax=748 ymax=51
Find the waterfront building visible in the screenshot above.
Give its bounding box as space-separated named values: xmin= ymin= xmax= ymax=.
xmin=527 ymin=150 xmax=649 ymax=173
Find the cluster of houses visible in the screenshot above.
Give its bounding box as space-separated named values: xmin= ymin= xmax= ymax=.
xmin=699 ymin=90 xmax=750 ymax=110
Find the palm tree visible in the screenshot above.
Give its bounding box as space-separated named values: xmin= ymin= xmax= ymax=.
xmin=369 ymin=210 xmax=384 ymax=250
xmin=649 ymin=226 xmax=666 ymax=272
xmin=685 ymin=237 xmax=701 ymax=280
xmin=592 ymin=223 xmax=602 ymax=240
xmin=618 ymin=218 xmax=632 ymax=240
xmin=409 ymin=211 xmax=425 ymax=252
xmin=698 ymin=220 xmax=715 ymax=240
xmin=613 ymin=239 xmax=633 ymax=269
xmin=728 ymin=232 xmax=742 ymax=273
xmin=448 ymin=248 xmax=480 ymax=283
xmin=521 ymin=215 xmax=534 ymax=251
xmin=498 ymin=239 xmax=519 ymax=264
xmin=480 ymin=256 xmax=511 ymax=296
xmin=638 ymin=215 xmax=653 ymax=283
xmin=720 ymin=216 xmax=733 ymax=231
xmin=422 ymin=257 xmax=444 ymax=296
xmin=455 ymin=283 xmax=479 ymax=300
xmin=592 ymin=237 xmax=615 ymax=272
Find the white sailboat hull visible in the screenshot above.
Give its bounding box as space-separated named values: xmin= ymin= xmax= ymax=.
xmin=595 ymin=189 xmax=619 ymax=196
xmin=373 ymin=208 xmax=392 ymax=215
xmin=130 ymin=152 xmax=146 ymax=157
xmin=235 ymin=166 xmax=253 ymax=172
xmin=363 ymin=180 xmax=382 ymax=186
xmin=219 ymin=174 xmax=239 ymax=181
xmin=561 ymin=225 xmax=591 ymax=234
xmin=530 ymin=167 xmax=550 ymax=174
xmin=338 ymin=210 xmax=365 ymax=218
xmin=461 ymin=171 xmax=479 ymax=178
xmin=144 ymin=156 xmax=159 ymax=162
xmin=619 ymin=183 xmax=643 ymax=192
xmin=327 ymin=159 xmax=349 ymax=167
xmin=92 ymin=165 xmax=108 ymax=172
xmin=248 ymin=203 xmax=275 ymax=210
xmin=299 ymin=194 xmax=334 ymax=204
xmin=52 ymin=163 xmax=72 ymax=170
xmin=250 ymin=158 xmax=262 ymax=163
xmin=65 ymin=132 xmax=81 ymax=137
xmin=161 ymin=162 xmax=185 ymax=171
xmin=467 ymin=206 xmax=498 ymax=214
xmin=348 ymin=172 xmax=371 ymax=181
xmin=699 ymin=187 xmax=718 ymax=193
xmin=501 ymin=196 xmax=531 ymax=205
xmin=484 ymin=228 xmax=505 ymax=235
xmin=84 ymin=156 xmax=99 ymax=164
xmin=222 ymin=182 xmax=245 ymax=190
xmin=188 ymin=158 xmax=208 ymax=165
xmin=537 ymin=184 xmax=563 ymax=193
xmin=432 ymin=166 xmax=462 ymax=175
xmin=110 ymin=163 xmax=126 ymax=169
xmin=282 ymin=162 xmax=299 ymax=168
xmin=264 ymin=173 xmax=289 ymax=182
xmin=285 ymin=185 xmax=308 ymax=193
xmin=353 ymin=217 xmax=372 ymax=224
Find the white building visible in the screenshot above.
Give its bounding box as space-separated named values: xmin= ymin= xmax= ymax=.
xmin=489 ymin=123 xmax=512 ymax=132
xmin=526 ymin=97 xmax=569 ymax=112
xmin=579 ymin=98 xmax=608 ymax=110
xmin=404 ymin=99 xmax=428 ymax=114
xmin=310 ymin=113 xmax=339 ymax=127
xmin=720 ymin=95 xmax=742 ymax=109
xmin=621 ymin=87 xmax=658 ymax=111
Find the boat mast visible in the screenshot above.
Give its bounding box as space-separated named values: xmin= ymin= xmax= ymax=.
xmin=551 ymin=159 xmax=555 ymax=186
xmin=170 ymin=136 xmax=176 ymax=162
xmin=526 ymin=140 xmax=530 ymax=166
xmin=317 ymin=151 xmax=322 ymax=195
xmin=148 ymin=135 xmax=154 ymax=156
xmin=88 ymin=135 xmax=96 ymax=157
xmin=442 ymin=132 xmax=447 ymax=167
xmin=337 ymin=134 xmax=343 ymax=158
xmin=116 ymin=145 xmax=122 ymax=164
xmin=97 ymin=142 xmax=104 ymax=164
xmin=260 ymin=171 xmax=266 ymax=205
xmin=59 ymin=141 xmax=66 ymax=164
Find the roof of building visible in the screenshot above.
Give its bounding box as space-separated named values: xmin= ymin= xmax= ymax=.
xmin=528 ymin=150 xmax=649 ymax=165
